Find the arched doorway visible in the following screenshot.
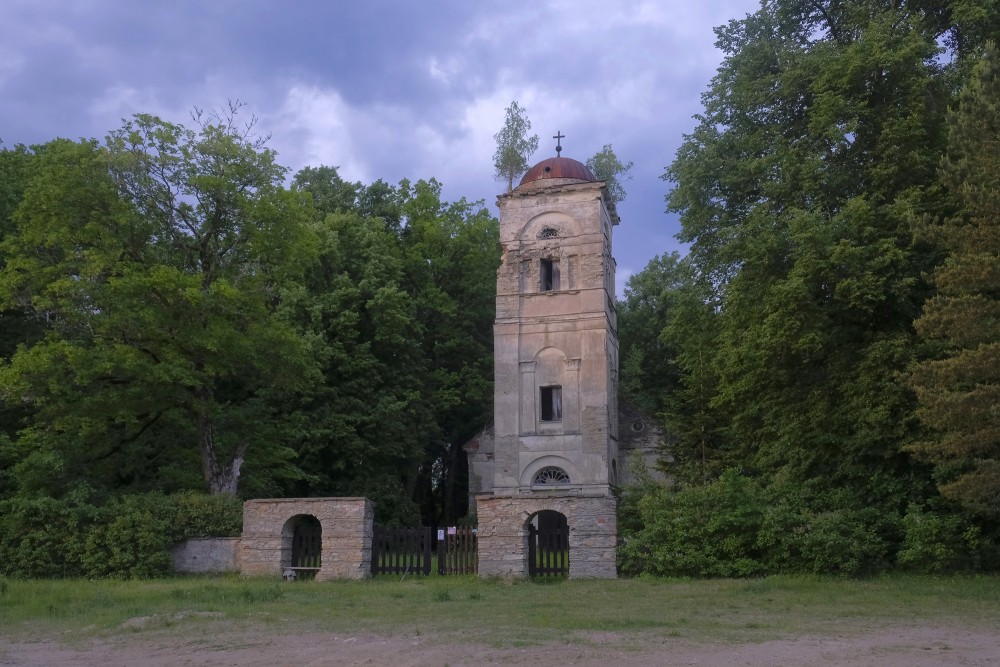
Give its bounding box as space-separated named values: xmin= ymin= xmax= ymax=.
xmin=283 ymin=514 xmax=322 ymax=580
xmin=527 ymin=510 xmax=569 ymax=578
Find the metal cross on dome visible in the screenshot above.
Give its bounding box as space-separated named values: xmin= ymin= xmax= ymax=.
xmin=553 ymin=130 xmax=565 ymax=155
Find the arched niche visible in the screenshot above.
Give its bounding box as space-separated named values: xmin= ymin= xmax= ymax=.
xmin=518 ymin=211 xmax=579 ymax=243
xmin=281 ymin=514 xmax=322 ymax=580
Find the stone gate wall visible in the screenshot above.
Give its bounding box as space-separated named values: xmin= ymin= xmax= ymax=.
xmin=476 ymin=493 xmax=617 ymax=578
xmin=171 ymin=537 xmax=241 ymax=573
xmin=241 ymin=497 xmax=373 ymax=581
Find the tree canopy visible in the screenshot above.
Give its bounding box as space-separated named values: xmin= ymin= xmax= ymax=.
xmin=618 ymin=0 xmax=1000 ymax=575
xmin=0 ymin=113 xmax=499 ymax=525
xmin=0 ymin=110 xmax=317 ymax=496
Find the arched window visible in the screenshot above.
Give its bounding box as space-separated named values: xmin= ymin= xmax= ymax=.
xmin=532 ymin=466 xmax=570 ymax=486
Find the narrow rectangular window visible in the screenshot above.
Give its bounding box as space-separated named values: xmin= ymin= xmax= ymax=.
xmin=540 ymin=385 xmax=562 ymax=422
xmin=540 ymin=258 xmax=560 ymax=291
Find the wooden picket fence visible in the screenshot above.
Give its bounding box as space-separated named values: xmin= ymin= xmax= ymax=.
xmin=437 ymin=527 xmax=477 ymax=575
xmin=371 ymin=526 xmax=432 ymax=576
xmin=370 ymin=526 xmax=477 ymax=576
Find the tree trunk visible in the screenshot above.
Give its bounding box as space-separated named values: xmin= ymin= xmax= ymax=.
xmin=197 ymin=414 xmax=248 ymax=495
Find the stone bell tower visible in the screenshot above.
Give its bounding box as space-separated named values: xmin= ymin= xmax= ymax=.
xmin=475 ymin=140 xmax=619 ymax=578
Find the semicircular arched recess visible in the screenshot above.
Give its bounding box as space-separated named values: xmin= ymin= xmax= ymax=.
xmin=520 ymin=455 xmax=579 ymax=488
xmin=518 ymin=211 xmax=579 ymax=242
xmin=533 ymin=345 xmax=568 ymax=386
xmin=532 ymin=466 xmax=571 ymax=486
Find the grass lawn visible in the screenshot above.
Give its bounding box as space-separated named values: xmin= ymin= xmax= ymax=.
xmin=1 ymin=574 xmax=998 ymax=649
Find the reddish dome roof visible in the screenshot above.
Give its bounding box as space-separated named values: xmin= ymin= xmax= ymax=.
xmin=519 ymin=156 xmax=596 ymax=187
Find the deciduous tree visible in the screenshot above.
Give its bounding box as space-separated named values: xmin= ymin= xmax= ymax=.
xmin=587 ymin=144 xmax=633 ymax=204
xmin=0 ymin=109 xmax=317 ymax=496
xmin=493 ymin=101 xmax=539 ymax=192
xmin=662 ymin=0 xmax=995 ymax=509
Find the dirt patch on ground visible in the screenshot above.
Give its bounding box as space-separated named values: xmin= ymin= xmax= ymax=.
xmin=2 ymin=624 xmax=997 ymax=667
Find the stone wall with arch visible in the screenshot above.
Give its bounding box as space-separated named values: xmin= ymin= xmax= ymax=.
xmin=475 ymin=493 xmax=616 ymax=579
xmin=240 ymin=497 xmax=373 ymax=581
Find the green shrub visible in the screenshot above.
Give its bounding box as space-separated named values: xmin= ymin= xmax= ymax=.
xmin=757 ymin=487 xmax=891 ymax=576
xmin=168 ymin=491 xmax=243 ymax=540
xmin=0 ymin=496 xmax=93 ymax=577
xmin=897 ymin=503 xmax=980 ymax=573
xmin=619 ymin=469 xmax=770 ymax=577
xmin=793 ymin=508 xmax=889 ymax=576
xmin=619 ymin=471 xmax=892 ymax=578
xmin=81 ymin=494 xmax=173 ymax=578
xmin=0 ymin=491 xmax=243 ymax=579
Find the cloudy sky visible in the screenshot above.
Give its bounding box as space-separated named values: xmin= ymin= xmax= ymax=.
xmin=1 ymin=0 xmax=760 ymax=294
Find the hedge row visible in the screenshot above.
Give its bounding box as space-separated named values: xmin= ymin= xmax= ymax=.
xmin=0 ymin=491 xmax=242 ymax=578
xmin=618 ymin=469 xmax=998 ymax=577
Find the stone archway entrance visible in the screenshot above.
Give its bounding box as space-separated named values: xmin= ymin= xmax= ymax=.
xmin=528 ymin=510 xmax=568 ymax=577
xmin=476 ymin=494 xmax=617 ymax=579
xmin=241 ymin=498 xmax=373 ymax=580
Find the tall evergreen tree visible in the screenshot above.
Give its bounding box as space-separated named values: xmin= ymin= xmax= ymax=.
xmin=909 ymin=45 xmax=1000 ymax=514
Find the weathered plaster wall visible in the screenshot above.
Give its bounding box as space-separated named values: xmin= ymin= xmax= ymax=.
xmin=491 ymin=180 xmax=620 ymax=496
xmin=171 ymin=537 xmax=241 ymax=573
xmin=241 ymin=497 xmax=373 ymax=581
xmin=476 ymin=494 xmax=617 ymax=579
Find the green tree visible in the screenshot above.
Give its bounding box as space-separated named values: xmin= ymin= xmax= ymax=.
xmin=493 ymin=101 xmax=539 ymax=192
xmin=0 ymin=143 xmax=45 ymax=497
xmin=397 ymin=179 xmax=499 ymax=524
xmin=288 ymin=170 xmax=498 ymax=525
xmin=291 ymin=165 xmax=361 ymax=218
xmin=280 ymin=186 xmax=429 ymax=525
xmin=0 ymin=110 xmax=317 ymax=496
xmin=909 ymin=45 xmax=1000 ymax=514
xmin=619 ymin=253 xmax=728 ymax=484
xmin=586 ymin=144 xmax=633 ymax=204
xmin=663 ymin=1 xmax=997 ymax=511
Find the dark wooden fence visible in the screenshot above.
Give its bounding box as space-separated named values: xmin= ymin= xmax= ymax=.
xmin=528 ymin=521 xmax=569 ymax=577
xmin=371 ymin=526 xmax=432 ymax=576
xmin=371 ymin=526 xmax=478 ymax=576
xmin=437 ymin=527 xmax=477 ymax=575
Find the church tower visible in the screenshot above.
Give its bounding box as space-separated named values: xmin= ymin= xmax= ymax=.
xmin=475 ymin=141 xmax=619 ymax=578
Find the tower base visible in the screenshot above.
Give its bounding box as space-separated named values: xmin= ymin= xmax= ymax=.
xmin=476 ymin=493 xmax=617 ymax=579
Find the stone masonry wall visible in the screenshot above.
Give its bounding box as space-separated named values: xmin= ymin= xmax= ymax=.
xmin=171 ymin=537 xmax=241 ymax=573
xmin=241 ymin=498 xmax=373 ymax=581
xmin=476 ymin=494 xmax=617 ymax=579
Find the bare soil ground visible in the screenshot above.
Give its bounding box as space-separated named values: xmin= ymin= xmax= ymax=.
xmin=3 ymin=623 xmax=997 ymax=667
